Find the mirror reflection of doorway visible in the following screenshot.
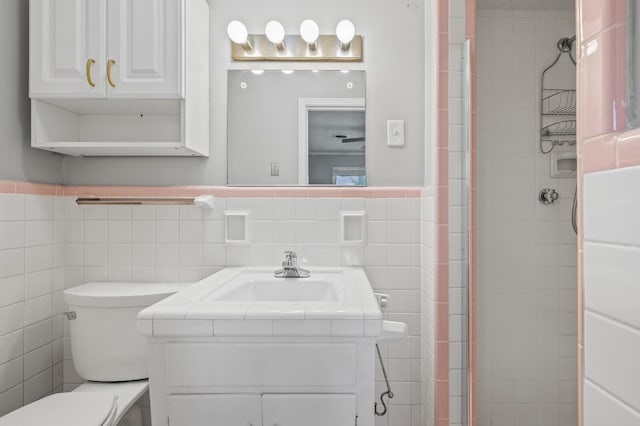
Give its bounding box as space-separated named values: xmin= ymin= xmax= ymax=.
xmin=298 ymin=98 xmax=365 ymax=185
xmin=307 ymin=110 xmax=365 ymax=185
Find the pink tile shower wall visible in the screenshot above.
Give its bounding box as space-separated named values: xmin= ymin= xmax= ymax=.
xmin=476 ymin=9 xmax=578 ymax=426
xmin=0 ymin=191 xmax=65 ymax=416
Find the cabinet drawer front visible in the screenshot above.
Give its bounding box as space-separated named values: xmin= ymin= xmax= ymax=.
xmin=169 ymin=394 xmax=261 ymax=426
xmin=263 ymin=394 xmax=356 ymax=426
xmin=167 ymin=343 xmax=357 ymax=387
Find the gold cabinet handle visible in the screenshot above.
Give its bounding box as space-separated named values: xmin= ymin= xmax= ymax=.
xmin=85 ymin=58 xmax=96 ymax=87
xmin=107 ymin=59 xmax=116 ymax=88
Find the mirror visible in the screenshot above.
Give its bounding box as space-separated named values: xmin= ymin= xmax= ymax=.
xmin=227 ymin=70 xmax=365 ymax=186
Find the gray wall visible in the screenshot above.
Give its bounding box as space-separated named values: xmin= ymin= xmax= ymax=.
xmin=62 ymin=0 xmax=425 ymax=186
xmin=0 ymin=0 xmax=63 ymax=184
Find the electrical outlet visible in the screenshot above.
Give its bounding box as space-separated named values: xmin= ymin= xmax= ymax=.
xmin=270 ymin=163 xmax=279 ymax=176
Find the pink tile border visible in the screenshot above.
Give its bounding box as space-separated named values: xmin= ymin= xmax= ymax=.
xmin=0 ymin=180 xmax=62 ymax=195
xmin=0 ymin=181 xmax=422 ymax=198
xmin=582 ymin=135 xmax=617 ymax=173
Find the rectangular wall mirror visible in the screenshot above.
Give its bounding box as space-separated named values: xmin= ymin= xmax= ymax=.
xmin=227 ymin=70 xmax=366 ymax=186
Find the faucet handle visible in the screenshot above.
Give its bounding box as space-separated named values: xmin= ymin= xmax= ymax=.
xmin=282 ymin=250 xmax=298 ymax=268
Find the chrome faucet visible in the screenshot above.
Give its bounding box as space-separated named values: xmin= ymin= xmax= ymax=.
xmin=274 ymin=251 xmax=310 ymax=278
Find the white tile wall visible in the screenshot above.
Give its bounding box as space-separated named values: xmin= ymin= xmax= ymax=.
xmin=54 ymin=195 xmax=422 ymax=424
xmin=583 ymin=166 xmax=640 ymax=425
xmin=476 ymin=9 xmax=577 ymax=426
xmin=0 ymin=194 xmax=64 ymax=416
xmin=449 ymin=1 xmax=468 ymax=425
xmin=420 ymin=188 xmax=436 ymax=426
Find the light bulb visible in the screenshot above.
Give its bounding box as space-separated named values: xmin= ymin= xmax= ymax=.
xmin=251 ymin=70 xmax=264 ymax=75
xmin=300 ymin=19 xmax=319 ymax=47
xmin=336 ymin=20 xmax=355 ymax=49
xmin=227 ymin=20 xmax=250 ymax=47
xmin=265 ymin=20 xmax=285 ymax=47
xmin=282 ymin=70 xmax=294 ymax=75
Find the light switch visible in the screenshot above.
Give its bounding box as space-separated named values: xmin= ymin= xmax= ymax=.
xmin=387 ymin=120 xmax=405 ymax=147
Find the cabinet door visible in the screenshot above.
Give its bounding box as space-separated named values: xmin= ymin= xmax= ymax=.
xmin=262 ymin=394 xmax=356 ymax=426
xmin=168 ymin=395 xmax=262 ymax=426
xmin=30 ymin=0 xmax=106 ymax=97
xmin=106 ymin=0 xmax=182 ymax=98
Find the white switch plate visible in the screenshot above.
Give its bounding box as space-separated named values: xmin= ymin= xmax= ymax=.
xmin=387 ymin=120 xmax=405 ymax=147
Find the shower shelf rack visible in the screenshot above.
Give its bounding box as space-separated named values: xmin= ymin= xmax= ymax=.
xmin=541 ymin=89 xmax=576 ymax=116
xmin=541 ymin=120 xmax=577 ymax=138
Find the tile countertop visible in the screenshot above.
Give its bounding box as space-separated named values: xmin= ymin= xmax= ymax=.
xmin=137 ymin=267 xmax=383 ymax=338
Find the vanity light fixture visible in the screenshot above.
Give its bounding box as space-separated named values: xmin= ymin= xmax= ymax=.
xmin=228 ymin=19 xmax=362 ymax=62
xmin=227 ymin=20 xmax=252 ymax=50
xmin=299 ymin=19 xmax=320 ymax=50
xmin=265 ymin=20 xmax=286 ymax=50
xmin=336 ymin=20 xmax=356 ymax=50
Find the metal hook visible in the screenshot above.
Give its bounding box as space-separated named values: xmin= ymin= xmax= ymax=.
xmin=374 ymin=390 xmax=393 ymax=416
xmin=374 ymin=343 xmax=394 ymax=416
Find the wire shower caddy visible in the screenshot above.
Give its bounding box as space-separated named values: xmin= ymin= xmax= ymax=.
xmin=540 ymin=37 xmax=577 ymax=154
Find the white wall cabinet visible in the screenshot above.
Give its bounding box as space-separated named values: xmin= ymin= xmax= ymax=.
xmin=29 ymin=0 xmax=209 ymax=156
xmin=167 ymin=394 xmax=356 ymax=426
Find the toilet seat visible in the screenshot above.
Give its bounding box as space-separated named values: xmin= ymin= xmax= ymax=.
xmin=0 ymin=392 xmax=117 ymax=426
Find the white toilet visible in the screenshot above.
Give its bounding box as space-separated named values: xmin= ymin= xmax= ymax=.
xmin=0 ymin=282 xmax=185 ymax=426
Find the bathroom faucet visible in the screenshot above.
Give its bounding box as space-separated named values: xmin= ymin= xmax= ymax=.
xmin=274 ymin=251 xmax=310 ymax=278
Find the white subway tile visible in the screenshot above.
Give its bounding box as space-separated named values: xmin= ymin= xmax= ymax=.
xmin=0 ymin=331 xmax=23 ymax=365
xmin=155 ymin=244 xmax=179 ymax=267
xmin=107 ymin=243 xmax=132 ymax=267
xmin=584 ymin=167 xmax=640 ymax=245
xmin=179 ymin=205 xmax=203 ymax=221
xmin=84 ymin=220 xmax=107 ymax=243
xmin=131 ymin=205 xmax=155 ymax=220
xmin=83 ymin=244 xmax=106 ymax=267
xmin=585 ymin=312 xmax=640 ymax=411
xmin=584 ymin=380 xmax=640 ymax=426
xmin=0 ymin=357 xmax=23 ymax=394
xmin=250 ymin=198 xmax=273 ymax=220
xmin=317 ymin=198 xmax=341 ymax=221
xmin=0 ymin=383 xmax=23 ymax=417
xmin=25 ymin=196 xmax=53 ymax=221
xmin=25 ymin=269 xmax=53 ymax=300
xmin=0 ymin=222 xmax=24 ymax=250
xmin=179 ymin=221 xmax=203 ymax=243
xmin=0 ymin=303 xmax=23 ymax=336
xmin=0 ymin=194 xmax=25 ymax=222
xmin=0 ymin=276 xmax=24 ymax=308
xmin=108 ymin=220 xmax=131 ymax=243
xmin=23 ymin=367 xmax=52 ymax=404
xmin=131 ymin=244 xmax=155 ymax=267
xmin=0 ymin=249 xmax=24 ymax=279
xmin=24 ymin=344 xmax=52 ymax=380
xmin=24 ymin=294 xmax=52 ymax=326
xmin=24 ymin=319 xmax=53 ymax=353
xmin=584 ymin=243 xmax=640 ymax=329
xmin=295 ymin=198 xmax=318 ymax=220
xmin=273 ymin=221 xmax=295 ymax=244
xmin=155 ymin=221 xmax=179 ymax=244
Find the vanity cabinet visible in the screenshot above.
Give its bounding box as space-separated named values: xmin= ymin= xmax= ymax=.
xmin=168 ymin=394 xmax=356 ymax=426
xmin=29 ymin=0 xmax=209 ymax=156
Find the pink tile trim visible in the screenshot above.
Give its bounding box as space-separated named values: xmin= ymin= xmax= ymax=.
xmin=0 ymin=181 xmax=422 ymax=198
xmin=582 ymin=135 xmax=617 ymax=173
xmin=0 ymin=180 xmax=17 ymax=193
xmin=0 ymin=180 xmax=61 ymax=195
xmin=618 ymin=129 xmax=640 ymax=168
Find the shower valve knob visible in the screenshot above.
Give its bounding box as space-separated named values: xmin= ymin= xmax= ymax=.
xmin=539 ymin=188 xmax=559 ymax=205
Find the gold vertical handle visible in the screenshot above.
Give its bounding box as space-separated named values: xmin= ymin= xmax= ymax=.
xmin=106 ymin=59 xmax=116 ymax=88
xmin=85 ymin=58 xmax=96 ymax=87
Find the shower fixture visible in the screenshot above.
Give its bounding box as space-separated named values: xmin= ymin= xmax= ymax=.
xmin=540 ymin=35 xmax=577 ymax=155
xmin=539 ymin=188 xmax=560 ymax=205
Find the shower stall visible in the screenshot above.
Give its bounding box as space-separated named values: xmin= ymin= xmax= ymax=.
xmin=465 ymin=2 xmax=578 ymax=425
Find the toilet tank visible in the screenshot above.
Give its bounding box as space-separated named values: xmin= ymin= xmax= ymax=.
xmin=64 ymin=282 xmax=186 ymax=382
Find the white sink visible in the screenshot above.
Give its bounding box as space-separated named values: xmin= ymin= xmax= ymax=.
xmin=138 ymin=267 xmax=383 ymax=328
xmin=208 ymin=272 xmax=343 ymax=302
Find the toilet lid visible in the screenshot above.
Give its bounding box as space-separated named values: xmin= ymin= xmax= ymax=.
xmin=0 ymin=392 xmax=117 ymax=426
